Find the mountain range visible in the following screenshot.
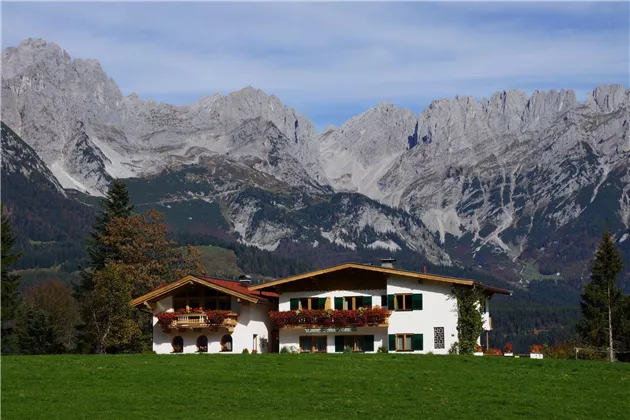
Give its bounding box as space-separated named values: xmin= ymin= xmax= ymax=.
xmin=2 ymin=38 xmax=629 ymax=290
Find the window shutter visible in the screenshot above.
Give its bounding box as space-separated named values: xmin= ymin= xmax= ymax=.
xmin=318 ymin=297 xmax=327 ymax=309
xmin=364 ymin=335 xmax=374 ymax=352
xmin=364 ymin=296 xmax=372 ymax=308
xmin=387 ymin=294 xmax=395 ymax=309
xmin=335 ymin=336 xmax=344 ymax=353
xmin=388 ymin=334 xmax=396 ymax=351
xmin=412 ymin=294 xmax=423 ymax=310
xmin=413 ymin=334 xmax=424 ymax=351
xmin=334 ymin=297 xmax=344 ymax=310
xmin=290 ymin=298 xmax=299 ymax=311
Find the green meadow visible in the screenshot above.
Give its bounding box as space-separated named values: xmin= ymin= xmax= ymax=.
xmin=2 ymin=354 xmax=629 ymax=419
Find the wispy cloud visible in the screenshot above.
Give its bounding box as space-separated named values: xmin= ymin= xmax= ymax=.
xmin=2 ymin=1 xmax=628 ymax=128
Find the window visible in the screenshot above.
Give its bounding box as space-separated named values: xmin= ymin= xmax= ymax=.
xmin=293 ymin=297 xmax=327 ymax=310
xmin=395 ymin=294 xmax=413 ymax=311
xmin=397 ymin=334 xmax=413 ymax=351
xmin=253 ymin=334 xmax=258 ymax=353
xmin=434 ymin=327 xmax=445 ymax=350
xmin=335 ymin=335 xmax=374 ymax=352
xmin=345 ymin=335 xmax=365 ymax=352
xmin=220 ymin=334 xmax=233 ymax=352
xmin=300 ymin=336 xmax=327 ymax=353
xmin=172 ymin=336 xmax=184 ymax=353
xmin=197 ymin=335 xmax=208 ymax=353
xmin=381 ymin=295 xmax=388 ymax=308
xmin=343 ymin=296 xmax=372 ymax=310
xmin=174 ymin=287 xmax=231 ymax=312
xmin=388 ymin=294 xmax=423 ymax=311
xmin=389 ymin=334 xmax=423 ymax=352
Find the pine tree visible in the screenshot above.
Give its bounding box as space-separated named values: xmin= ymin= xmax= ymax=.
xmin=75 ymin=179 xmax=134 ymax=299
xmin=14 ymin=304 xmax=65 ymax=355
xmin=576 ymin=230 xmax=624 ymax=362
xmin=1 ymin=202 xmax=22 ymax=352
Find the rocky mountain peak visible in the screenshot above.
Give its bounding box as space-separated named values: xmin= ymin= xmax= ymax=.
xmin=586 ymin=84 xmax=628 ymax=113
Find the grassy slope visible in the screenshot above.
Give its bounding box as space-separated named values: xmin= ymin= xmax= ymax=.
xmin=195 ymin=245 xmax=243 ymax=278
xmin=2 ymin=355 xmax=629 ymax=419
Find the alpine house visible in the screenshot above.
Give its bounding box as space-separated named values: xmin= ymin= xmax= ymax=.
xmin=131 ymin=260 xmax=511 ymax=354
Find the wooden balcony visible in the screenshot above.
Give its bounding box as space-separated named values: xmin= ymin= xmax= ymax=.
xmin=158 ymin=311 xmax=239 ymax=333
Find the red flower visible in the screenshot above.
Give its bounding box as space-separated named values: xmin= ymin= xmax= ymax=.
xmin=268 ymin=307 xmax=390 ymax=328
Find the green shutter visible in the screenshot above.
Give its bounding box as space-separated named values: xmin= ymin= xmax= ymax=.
xmin=335 ymin=336 xmax=344 ymax=353
xmin=318 ymin=297 xmax=326 ymax=309
xmin=387 ymin=294 xmax=395 ymax=309
xmin=413 ymin=334 xmax=424 ymax=351
xmin=364 ymin=335 xmax=374 ymax=352
xmin=334 ymin=297 xmax=344 ymax=310
xmin=412 ymin=294 xmax=423 ymax=310
xmin=364 ymin=296 xmax=372 ymax=308
xmin=290 ymin=298 xmax=299 ymax=311
xmin=388 ymin=334 xmax=396 ymax=351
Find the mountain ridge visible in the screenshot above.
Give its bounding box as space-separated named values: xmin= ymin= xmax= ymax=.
xmin=2 ymin=37 xmax=629 ymax=286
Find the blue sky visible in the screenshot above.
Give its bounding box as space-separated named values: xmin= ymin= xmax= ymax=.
xmin=2 ymin=1 xmax=628 ymax=129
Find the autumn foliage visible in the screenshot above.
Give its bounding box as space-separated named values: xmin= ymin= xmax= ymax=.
xmin=101 ymin=209 xmax=205 ymax=296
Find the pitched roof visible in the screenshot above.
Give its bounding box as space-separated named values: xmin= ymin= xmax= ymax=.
xmin=130 ymin=275 xmax=278 ymax=308
xmin=249 ymin=263 xmax=512 ymax=295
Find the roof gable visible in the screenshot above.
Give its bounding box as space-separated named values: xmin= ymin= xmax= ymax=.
xmin=130 ymin=275 xmax=278 ymax=308
xmin=249 ymin=263 xmax=511 ymax=295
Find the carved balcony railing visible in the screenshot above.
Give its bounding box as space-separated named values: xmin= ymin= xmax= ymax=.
xmin=156 ymin=310 xmax=239 ymax=332
xmin=269 ymin=308 xmax=390 ymax=329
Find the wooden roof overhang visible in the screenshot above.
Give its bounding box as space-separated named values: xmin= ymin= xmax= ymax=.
xmin=130 ymin=275 xmax=262 ymax=308
xmin=249 ymin=263 xmax=512 ymax=296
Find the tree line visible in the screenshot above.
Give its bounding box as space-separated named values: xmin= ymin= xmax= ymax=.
xmin=2 ymin=181 xmax=630 ymax=359
xmin=1 ymin=180 xmax=205 ymax=354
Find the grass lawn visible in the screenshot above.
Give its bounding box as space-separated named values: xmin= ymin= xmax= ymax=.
xmin=2 ymin=354 xmax=629 ymax=419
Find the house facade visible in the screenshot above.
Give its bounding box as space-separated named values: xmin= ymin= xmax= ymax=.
xmin=130 ymin=275 xmax=278 ymax=354
xmin=250 ymin=260 xmax=509 ymax=354
xmin=131 ymin=261 xmax=510 ymax=354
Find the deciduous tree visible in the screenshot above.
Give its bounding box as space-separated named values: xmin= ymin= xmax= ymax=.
xmin=102 ymin=209 xmax=205 ymax=297
xmin=82 ymin=264 xmax=141 ymax=354
xmin=22 ymin=279 xmax=81 ymax=351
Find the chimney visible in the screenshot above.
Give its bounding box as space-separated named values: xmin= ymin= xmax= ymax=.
xmin=380 ymin=258 xmax=396 ymax=269
xmin=239 ymin=274 xmax=252 ymax=287
xmin=424 ymin=266 xmax=427 ymax=274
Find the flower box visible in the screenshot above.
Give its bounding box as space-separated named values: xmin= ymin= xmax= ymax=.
xmin=268 ymin=307 xmax=390 ymax=328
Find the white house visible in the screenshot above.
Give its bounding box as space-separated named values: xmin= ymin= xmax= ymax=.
xmin=249 ymin=259 xmax=511 ymax=354
xmin=131 ymin=260 xmax=510 ymax=354
xmin=130 ymin=275 xmax=278 ymax=354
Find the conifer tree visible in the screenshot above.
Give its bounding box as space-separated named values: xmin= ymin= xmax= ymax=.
xmin=576 ymin=230 xmax=624 ymax=362
xmin=76 ymin=179 xmax=134 ymax=299
xmin=14 ymin=304 xmax=65 ymax=355
xmin=1 ymin=202 xmax=22 ymax=352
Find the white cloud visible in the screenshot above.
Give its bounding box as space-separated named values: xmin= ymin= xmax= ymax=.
xmin=1 ymin=1 xmax=627 ymax=126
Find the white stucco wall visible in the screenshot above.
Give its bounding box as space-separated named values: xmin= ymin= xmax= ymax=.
xmin=482 ymin=298 xmax=491 ymax=331
xmin=386 ymin=276 xmax=459 ymax=355
xmin=151 ymin=295 xmax=272 ymax=354
xmin=279 ymin=327 xmax=387 ymax=353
